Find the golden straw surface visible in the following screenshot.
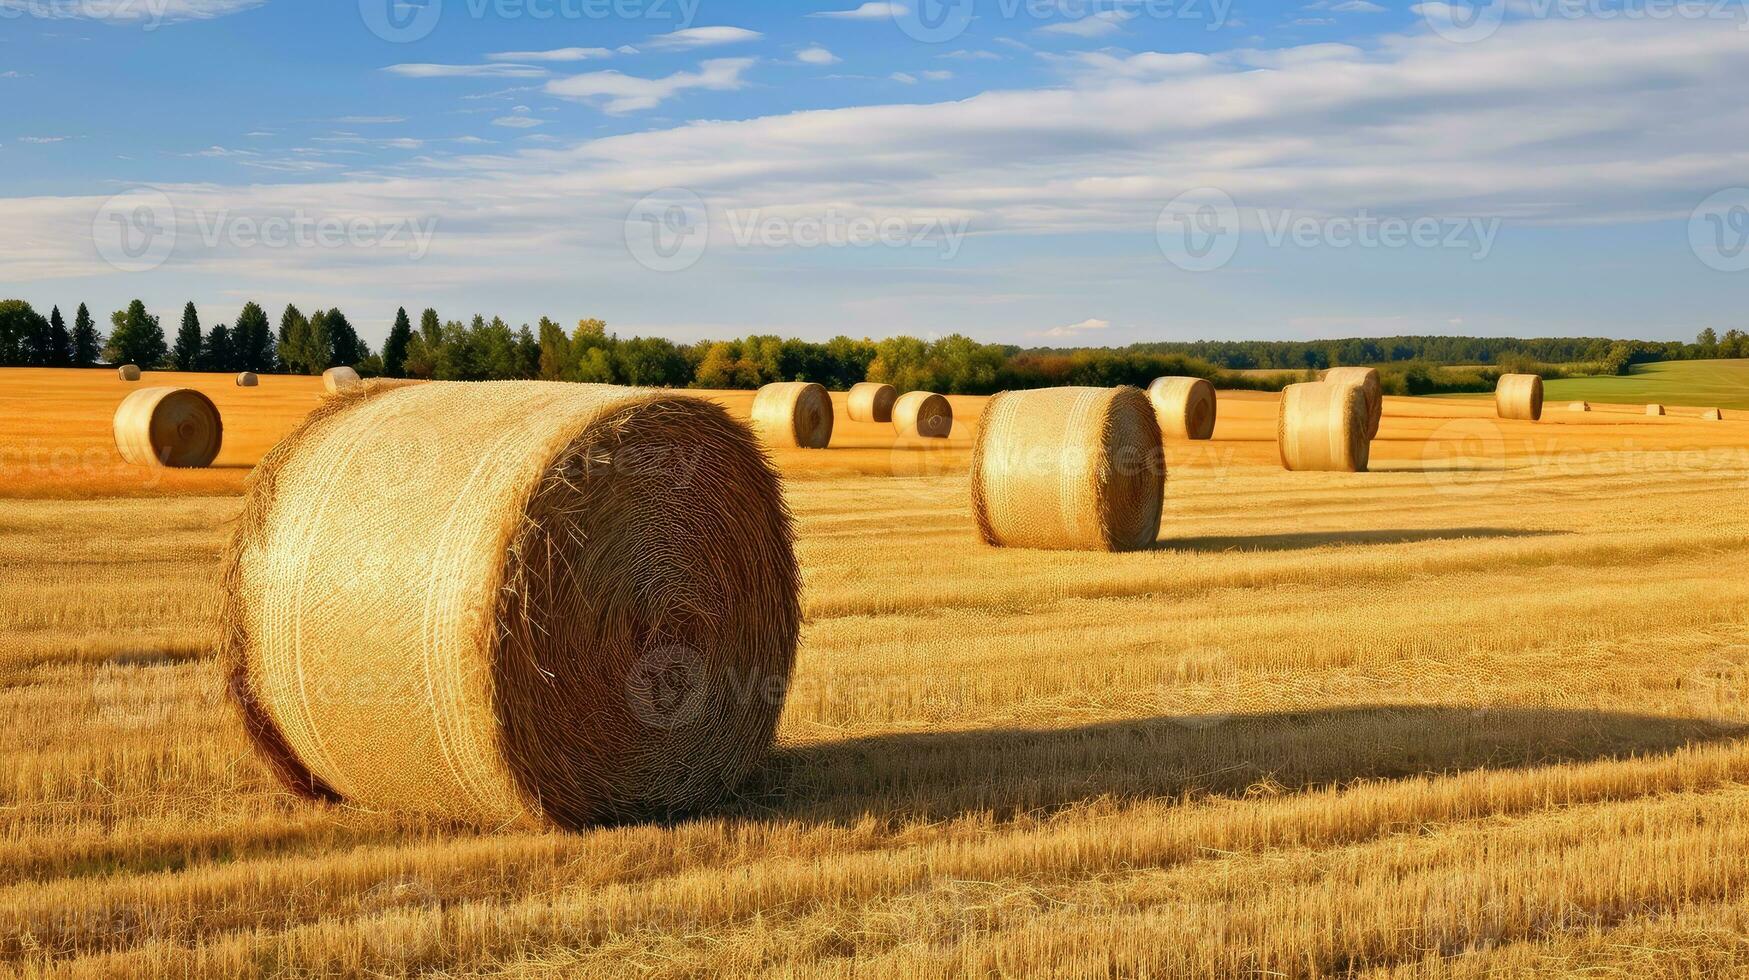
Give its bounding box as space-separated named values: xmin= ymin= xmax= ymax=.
xmin=1320 ymin=367 xmax=1382 ymax=439
xmin=970 ymin=386 xmax=1164 ymax=552
xmin=1147 ymin=377 xmax=1217 ymax=440
xmin=893 ymin=391 xmax=952 ymax=439
xmin=847 ymin=382 xmax=897 ymax=423
xmin=236 ymin=372 xmax=259 ymax=387
xmin=221 ymin=380 xmax=800 ymax=830
xmin=750 ymin=382 xmax=833 ymax=448
xmin=1495 ymin=374 xmax=1544 ymax=421
xmin=322 ymin=366 xmax=361 ymax=395
xmin=1278 ymin=382 xmax=1369 ymax=473
xmin=112 ymin=386 xmax=223 ymax=468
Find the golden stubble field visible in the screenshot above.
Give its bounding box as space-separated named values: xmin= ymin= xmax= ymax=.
xmin=4 ymin=367 xmax=1749 ymax=977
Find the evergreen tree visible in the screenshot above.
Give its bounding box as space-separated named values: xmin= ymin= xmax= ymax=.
xmin=0 ymin=300 xmax=50 ymax=366
xmin=71 ymin=303 xmax=101 ymax=367
xmin=48 ymin=306 xmax=72 ymax=366
xmin=278 ymin=305 xmax=314 ymax=374
xmin=202 ymin=324 xmax=237 ymax=372
xmin=234 ymin=301 xmax=273 ymax=372
xmin=324 ymin=308 xmax=365 ymax=367
xmin=104 ymin=300 xmax=168 ymax=368
xmin=172 ymin=302 xmax=204 ymax=371
xmin=419 ymin=308 xmax=441 ymax=346
xmin=306 ymin=310 xmax=335 ymax=371
xmin=382 ymin=307 xmax=413 ymax=378
xmin=537 ymin=316 xmax=571 ymax=380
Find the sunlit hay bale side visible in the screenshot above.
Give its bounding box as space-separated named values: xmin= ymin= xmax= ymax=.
xmin=847 ymin=382 xmax=897 ymax=423
xmin=893 ymin=391 xmax=953 ymax=439
xmin=1647 ymin=404 xmax=1666 ymax=416
xmin=117 ymin=365 xmax=141 ymax=382
xmin=1147 ymin=377 xmax=1217 ymax=441
xmin=1495 ymin=373 xmax=1544 ymax=421
xmin=1278 ymin=382 xmax=1369 ymax=473
xmin=221 ymin=380 xmax=800 ymax=830
xmin=970 ymin=386 xmax=1164 ymax=552
xmin=112 ymin=387 xmax=223 ymax=468
xmin=322 ymin=366 xmax=361 ymax=395
xmin=1570 ymin=401 xmax=1591 ymax=412
xmin=236 ymin=372 xmax=259 ymax=388
xmin=750 ymin=381 xmax=833 ymax=448
xmin=1319 ymin=367 xmax=1382 ymax=439
xmin=1702 ymin=408 xmax=1724 ymax=421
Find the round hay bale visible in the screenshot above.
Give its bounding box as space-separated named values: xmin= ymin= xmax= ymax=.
xmin=1569 ymin=401 xmax=1590 ymax=412
xmin=847 ymin=382 xmax=897 ymax=423
xmin=1278 ymin=382 xmax=1369 ymax=473
xmin=1646 ymin=403 xmax=1666 ymax=417
xmin=970 ymin=386 xmax=1164 ymax=552
xmin=893 ymin=391 xmax=952 ymax=439
xmin=323 ymin=366 xmax=362 ymax=395
xmin=1702 ymin=408 xmax=1724 ymax=421
xmin=221 ymin=381 xmax=800 ymax=829
xmin=117 ymin=364 xmax=142 ymax=382
xmin=1495 ymin=374 xmax=1544 ymax=422
xmin=1319 ymin=367 xmax=1382 ymax=439
xmin=750 ymin=382 xmax=833 ymax=448
xmin=236 ymin=372 xmax=260 ymax=388
xmin=113 ymin=387 xmax=223 ymax=468
xmin=1147 ymin=377 xmax=1217 ymax=441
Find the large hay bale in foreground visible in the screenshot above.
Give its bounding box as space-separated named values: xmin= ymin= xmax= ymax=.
xmin=113 ymin=387 xmax=223 ymax=468
xmin=1147 ymin=377 xmax=1217 ymax=440
xmin=1647 ymin=403 xmax=1666 ymax=417
xmin=1569 ymin=401 xmax=1590 ymax=412
xmin=970 ymin=386 xmax=1164 ymax=552
xmin=750 ymin=382 xmax=833 ymax=448
xmin=236 ymin=372 xmax=259 ymax=388
xmin=1320 ymin=367 xmax=1382 ymax=439
xmin=1495 ymin=374 xmax=1544 ymax=421
xmin=893 ymin=391 xmax=953 ymax=438
xmin=117 ymin=364 xmax=141 ymax=382
xmin=323 ymin=366 xmax=361 ymax=394
xmin=1278 ymin=382 xmax=1369 ymax=473
xmin=1702 ymin=408 xmax=1724 ymax=421
xmin=222 ymin=381 xmax=800 ymax=829
xmin=847 ymin=382 xmax=896 ymax=423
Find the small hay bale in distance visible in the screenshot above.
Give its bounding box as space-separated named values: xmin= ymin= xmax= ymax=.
xmin=750 ymin=381 xmax=833 ymax=448
xmin=1647 ymin=403 xmax=1666 ymax=416
xmin=113 ymin=386 xmax=223 ymax=468
xmin=1278 ymin=382 xmax=1369 ymax=473
xmin=236 ymin=372 xmax=260 ymax=388
xmin=893 ymin=391 xmax=953 ymax=439
xmin=847 ymin=382 xmax=897 ymax=423
xmin=322 ymin=366 xmax=362 ymax=394
xmin=1569 ymin=401 xmax=1591 ymax=412
xmin=1319 ymin=367 xmax=1382 ymax=439
xmin=1495 ymin=374 xmax=1544 ymax=421
xmin=117 ymin=364 xmax=142 ymax=382
xmin=970 ymin=386 xmax=1164 ymax=552
xmin=1702 ymin=408 xmax=1724 ymax=421
xmin=1147 ymin=376 xmax=1217 ymax=441
xmin=221 ymin=380 xmax=800 ymax=829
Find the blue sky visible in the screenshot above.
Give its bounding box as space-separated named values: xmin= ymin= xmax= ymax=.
xmin=1 ymin=0 xmax=1746 ymax=348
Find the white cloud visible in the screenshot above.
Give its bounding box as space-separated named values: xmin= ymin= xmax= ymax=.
xmin=941 ymin=49 xmax=1001 ymax=61
xmin=809 ymin=2 xmax=905 ymax=18
xmin=1 ymin=71 xmax=29 ymax=78
xmin=1330 ymin=0 xmax=1387 ymax=10
xmin=797 ymin=46 xmax=840 ymax=65
xmin=1037 ymin=9 xmax=1135 ymax=37
xmin=488 ymin=47 xmax=613 ymax=62
xmin=920 ymin=69 xmax=953 ymax=81
xmin=492 ymin=113 xmax=545 ymax=129
xmin=1038 ymin=317 xmax=1111 ymax=337
xmin=335 ymin=115 xmax=407 ymax=125
xmin=890 ymin=71 xmax=916 ymax=84
xmin=384 ymin=63 xmax=550 ymax=79
xmin=0 ymin=0 xmax=262 ymax=23
xmin=546 ymin=57 xmax=755 ymax=113
xmin=18 ymin=136 xmax=69 ymax=144
xmin=645 ymin=26 xmax=762 ymax=50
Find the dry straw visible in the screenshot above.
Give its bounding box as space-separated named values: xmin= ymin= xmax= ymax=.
xmin=236 ymin=372 xmax=260 ymax=388
xmin=1495 ymin=374 xmax=1544 ymax=421
xmin=323 ymin=366 xmax=362 ymax=394
xmin=221 ymin=380 xmax=800 ymax=829
xmin=1702 ymin=408 xmax=1724 ymax=421
xmin=1147 ymin=377 xmax=1217 ymax=441
xmin=847 ymin=382 xmax=897 ymax=423
xmin=1647 ymin=404 xmax=1666 ymax=416
xmin=750 ymin=382 xmax=833 ymax=448
xmin=893 ymin=391 xmax=953 ymax=438
xmin=1320 ymin=367 xmax=1382 ymax=439
xmin=970 ymin=386 xmax=1164 ymax=552
xmin=113 ymin=387 xmax=223 ymax=468
xmin=1570 ymin=401 xmax=1591 ymax=412
xmin=117 ymin=364 xmax=141 ymax=382
xmin=1278 ymin=382 xmax=1369 ymax=473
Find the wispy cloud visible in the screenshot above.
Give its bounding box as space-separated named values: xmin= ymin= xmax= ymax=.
xmin=487 ymin=47 xmax=614 ymax=62
xmin=491 ymin=107 xmax=546 ymax=129
xmin=546 ymin=57 xmax=754 ymax=113
xmin=0 ymin=0 xmax=263 ymax=24
xmin=383 ymin=64 xmax=550 ymax=79
xmin=334 ymin=115 xmax=407 ymax=125
xmin=796 ymin=46 xmax=839 ymax=66
xmin=1037 ymin=317 xmax=1110 ymax=338
xmin=1037 ymin=9 xmax=1135 ymax=36
xmin=809 ymin=2 xmax=904 ymax=18
xmin=18 ymin=135 xmax=69 ymax=144
xmin=645 ymin=26 xmax=762 ymax=50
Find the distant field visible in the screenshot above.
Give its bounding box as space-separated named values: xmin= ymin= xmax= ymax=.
xmin=1540 ymin=359 xmax=1749 ymax=411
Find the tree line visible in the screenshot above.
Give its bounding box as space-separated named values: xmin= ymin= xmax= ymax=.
xmin=1 ymin=296 xmax=1741 ymax=392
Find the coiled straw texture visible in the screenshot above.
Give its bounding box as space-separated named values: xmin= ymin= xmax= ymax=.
xmin=847 ymin=382 xmax=896 ymax=423
xmin=1147 ymin=377 xmax=1217 ymax=440
xmin=1278 ymin=382 xmax=1369 ymax=473
xmin=113 ymin=386 xmax=223 ymax=468
xmin=750 ymin=382 xmax=833 ymax=448
xmin=1495 ymin=374 xmax=1544 ymax=421
xmin=1320 ymin=367 xmax=1382 ymax=439
xmin=323 ymin=366 xmax=361 ymax=395
xmin=893 ymin=391 xmax=952 ymax=438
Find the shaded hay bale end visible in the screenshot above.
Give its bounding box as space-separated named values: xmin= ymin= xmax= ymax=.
xmin=847 ymin=382 xmax=897 ymax=423
xmin=1147 ymin=377 xmax=1217 ymax=441
xmin=113 ymin=386 xmax=223 ymax=468
xmin=751 ymin=382 xmax=833 ymax=448
xmin=893 ymin=391 xmax=952 ymax=439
